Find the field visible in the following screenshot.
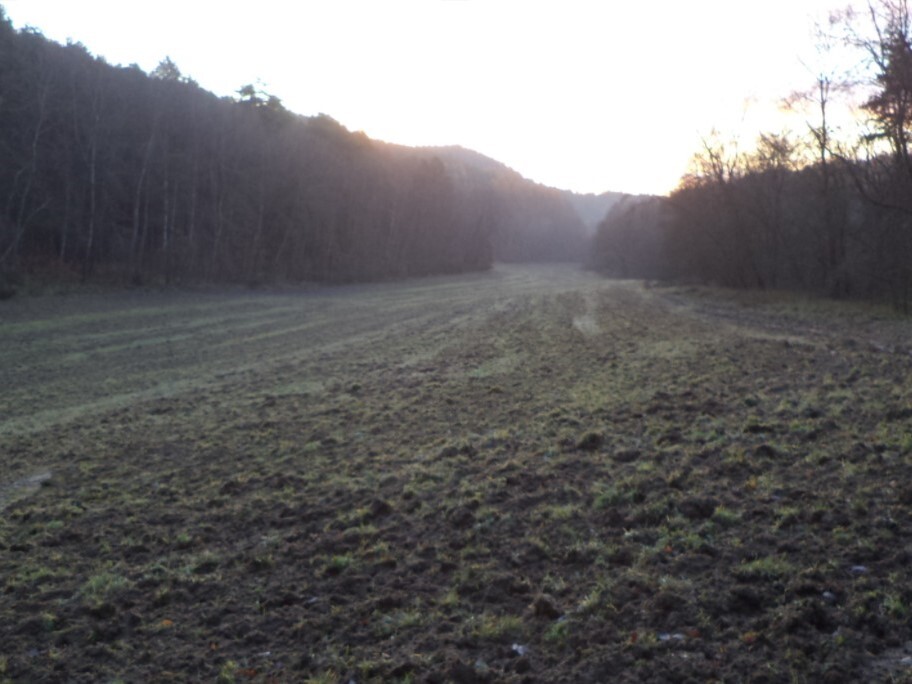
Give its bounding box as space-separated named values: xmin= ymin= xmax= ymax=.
xmin=3 ymin=264 xmax=912 ymax=683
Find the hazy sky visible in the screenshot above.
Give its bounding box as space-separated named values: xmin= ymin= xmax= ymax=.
xmin=4 ymin=0 xmax=852 ymax=195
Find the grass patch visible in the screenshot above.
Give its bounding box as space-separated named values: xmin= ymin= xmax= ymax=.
xmin=733 ymin=556 xmax=794 ymax=581
xmin=472 ymin=613 xmax=524 ymax=641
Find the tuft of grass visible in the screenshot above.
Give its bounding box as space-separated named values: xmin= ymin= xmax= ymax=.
xmin=733 ymin=556 xmax=794 ymax=581
xmin=542 ymin=503 xmax=579 ymax=520
xmin=544 ymin=618 xmax=570 ymax=644
xmin=712 ymin=506 xmax=740 ymax=526
xmin=472 ymin=613 xmax=524 ymax=641
xmin=592 ymin=482 xmax=638 ymax=508
xmin=883 ymin=592 xmax=908 ymax=619
xmin=440 ymin=587 xmax=460 ymax=608
xmin=39 ymin=612 xmax=58 ymax=632
xmin=217 ymin=660 xmax=239 ymax=684
xmin=326 ymin=554 xmax=354 ymax=573
xmin=173 ymin=531 xmax=194 ymax=548
xmin=80 ymin=570 xmax=132 ymax=605
xmin=900 ymin=432 xmax=912 ymax=454
xmin=375 ymin=609 xmax=424 ymax=637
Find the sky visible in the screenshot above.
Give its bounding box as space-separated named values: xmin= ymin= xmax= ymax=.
xmin=3 ymin=0 xmax=858 ymax=196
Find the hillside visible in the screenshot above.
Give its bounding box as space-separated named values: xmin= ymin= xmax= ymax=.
xmin=0 ymin=10 xmax=603 ymax=291
xmin=429 ymin=146 xmax=591 ymax=262
xmin=427 ymin=145 xmax=628 ymax=246
xmin=423 ymin=145 xmax=514 ymax=181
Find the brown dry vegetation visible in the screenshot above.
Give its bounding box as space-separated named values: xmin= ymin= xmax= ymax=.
xmin=2 ymin=265 xmax=912 ymax=683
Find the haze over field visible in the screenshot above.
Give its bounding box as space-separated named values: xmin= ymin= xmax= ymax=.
xmin=7 ymin=2 xmax=912 ymax=680
xmin=4 ymin=0 xmax=850 ymax=196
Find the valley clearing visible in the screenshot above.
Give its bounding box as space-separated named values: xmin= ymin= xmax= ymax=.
xmin=2 ymin=264 xmax=912 ymax=682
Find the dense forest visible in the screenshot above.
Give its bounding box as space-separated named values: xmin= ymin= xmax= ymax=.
xmin=592 ymin=0 xmax=912 ymax=309
xmin=0 ymin=7 xmax=592 ymax=293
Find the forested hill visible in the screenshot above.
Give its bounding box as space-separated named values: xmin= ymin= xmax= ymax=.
xmin=427 ymin=146 xmax=592 ymax=262
xmin=0 ymin=11 xmax=591 ymax=291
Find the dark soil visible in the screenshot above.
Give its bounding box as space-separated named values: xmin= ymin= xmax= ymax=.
xmin=2 ymin=265 xmax=912 ymax=683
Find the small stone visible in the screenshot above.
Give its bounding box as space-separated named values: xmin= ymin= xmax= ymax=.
xmin=511 ymin=643 xmax=528 ymax=656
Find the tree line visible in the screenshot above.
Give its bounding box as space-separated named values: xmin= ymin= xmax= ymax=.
xmin=0 ymin=7 xmax=587 ymax=294
xmin=592 ymin=0 xmax=912 ymax=310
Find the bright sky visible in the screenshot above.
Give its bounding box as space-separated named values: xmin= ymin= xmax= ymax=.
xmin=4 ymin=0 xmax=855 ymax=196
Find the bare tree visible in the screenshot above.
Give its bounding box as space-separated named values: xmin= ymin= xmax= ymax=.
xmin=831 ymin=1 xmax=912 ymax=213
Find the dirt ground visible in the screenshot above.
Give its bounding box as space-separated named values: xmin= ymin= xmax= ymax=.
xmin=2 ymin=264 xmax=912 ymax=683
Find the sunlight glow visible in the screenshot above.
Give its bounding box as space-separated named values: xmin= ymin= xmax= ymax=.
xmin=3 ymin=0 xmax=860 ymax=195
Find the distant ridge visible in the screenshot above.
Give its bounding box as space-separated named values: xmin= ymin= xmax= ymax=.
xmin=425 ymin=146 xmax=593 ymax=262
xmin=421 ymin=145 xmax=516 ymax=179
xmin=562 ymin=191 xmax=628 ymax=233
xmin=422 ymin=145 xmax=630 ymax=234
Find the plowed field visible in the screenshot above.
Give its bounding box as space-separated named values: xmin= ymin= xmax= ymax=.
xmin=3 ymin=265 xmax=912 ymax=682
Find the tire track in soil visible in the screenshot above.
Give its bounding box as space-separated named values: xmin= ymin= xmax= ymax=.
xmin=0 ymin=265 xmax=609 ymax=436
xmin=0 ymin=471 xmax=52 ymax=511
